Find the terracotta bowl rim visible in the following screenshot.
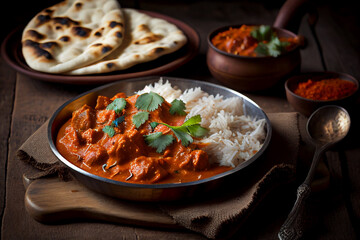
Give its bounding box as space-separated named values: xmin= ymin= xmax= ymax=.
xmin=285 ymin=71 xmax=359 ymax=103
xmin=207 ymin=23 xmax=300 ymax=59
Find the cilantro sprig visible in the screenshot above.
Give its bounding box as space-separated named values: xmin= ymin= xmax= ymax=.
xmin=169 ymin=99 xmax=186 ymax=115
xmin=106 ymin=98 xmax=127 ymax=114
xmin=135 ymin=92 xmax=164 ymax=111
xmin=251 ymin=25 xmax=273 ymax=42
xmin=251 ymin=25 xmax=290 ymax=57
xmin=132 ymin=111 xmax=149 ymax=128
xmin=144 ymin=115 xmax=209 ymax=152
xmin=160 ymin=115 xmax=208 ymax=146
xmin=102 ymin=125 xmax=116 ymax=137
xmin=144 ymin=132 xmax=175 ymax=153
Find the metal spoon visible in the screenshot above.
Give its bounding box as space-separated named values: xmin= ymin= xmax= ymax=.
xmin=278 ymin=105 xmax=351 ymax=240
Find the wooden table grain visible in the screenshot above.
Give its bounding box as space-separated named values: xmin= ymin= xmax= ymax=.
xmin=1 ymin=0 xmax=359 ymax=239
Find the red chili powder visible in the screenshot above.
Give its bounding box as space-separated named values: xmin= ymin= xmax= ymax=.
xmin=294 ymin=78 xmax=357 ymax=100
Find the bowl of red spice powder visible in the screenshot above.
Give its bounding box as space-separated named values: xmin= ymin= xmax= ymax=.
xmin=285 ymin=71 xmax=359 ymax=116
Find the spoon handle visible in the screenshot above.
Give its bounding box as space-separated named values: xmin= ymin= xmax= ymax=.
xmin=278 ymin=183 xmax=311 ymax=240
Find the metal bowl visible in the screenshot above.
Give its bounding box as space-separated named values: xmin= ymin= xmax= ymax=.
xmin=48 ymin=76 xmax=272 ymax=201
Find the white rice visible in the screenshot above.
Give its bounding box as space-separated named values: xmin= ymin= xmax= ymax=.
xmin=137 ymin=78 xmax=266 ymax=167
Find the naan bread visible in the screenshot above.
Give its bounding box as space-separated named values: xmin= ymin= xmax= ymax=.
xmin=22 ymin=0 xmax=125 ymax=73
xmin=66 ymin=8 xmax=187 ymax=75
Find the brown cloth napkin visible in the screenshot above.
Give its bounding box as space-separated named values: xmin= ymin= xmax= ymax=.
xmin=17 ymin=112 xmax=300 ymax=239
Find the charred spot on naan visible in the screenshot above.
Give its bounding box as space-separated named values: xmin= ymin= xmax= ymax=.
xmin=74 ymin=2 xmax=83 ymax=10
xmin=44 ymin=9 xmax=54 ymax=14
xmin=40 ymin=41 xmax=59 ymax=49
xmin=59 ymin=36 xmax=70 ymax=42
xmin=36 ymin=13 xmax=80 ymax=29
xmin=106 ymin=62 xmax=116 ymax=69
xmin=115 ymin=31 xmax=123 ymax=38
xmin=23 ymin=39 xmax=54 ymax=60
xmin=91 ymin=43 xmax=103 ymax=47
xmin=36 ymin=14 xmax=51 ymax=26
xmin=53 ymin=17 xmax=80 ymax=27
xmin=134 ymin=34 xmax=163 ymax=45
xmin=88 ymin=43 xmax=113 ymax=56
xmin=24 ymin=30 xmax=45 ymax=40
xmin=71 ymin=26 xmax=91 ymax=38
xmin=137 ymin=24 xmax=150 ymax=32
xmin=151 ymin=47 xmax=165 ymax=55
xmin=109 ymin=21 xmax=124 ymax=28
xmin=94 ymin=27 xmax=104 ymax=37
xmin=101 ymin=46 xmax=113 ymax=54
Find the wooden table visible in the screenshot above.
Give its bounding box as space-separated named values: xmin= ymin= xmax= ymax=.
xmin=1 ymin=0 xmax=359 ymax=239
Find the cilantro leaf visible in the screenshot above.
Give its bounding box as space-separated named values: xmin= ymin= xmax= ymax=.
xmin=268 ymin=38 xmax=290 ymax=57
xmin=150 ymin=122 xmax=159 ymax=130
xmin=135 ymin=92 xmax=164 ymax=111
xmin=158 ymin=115 xmax=208 ymax=147
xmin=132 ymin=111 xmax=149 ymax=128
xmin=170 ymin=128 xmax=194 ymax=146
xmin=255 ymin=38 xmax=290 ymax=57
xmin=103 ymin=125 xmax=115 ymax=137
xmin=254 ymin=42 xmax=269 ymax=56
xmin=169 ymin=99 xmax=186 ymax=115
xmin=182 ymin=114 xmax=202 ymax=126
xmin=112 ymin=116 xmax=125 ymax=127
xmin=251 ymin=25 xmax=290 ymax=57
xmin=144 ymin=132 xmax=174 ymax=153
xmin=186 ymin=124 xmax=209 ymax=138
xmin=106 ymin=98 xmax=126 ymax=114
xmin=251 ymin=25 xmax=273 ymax=42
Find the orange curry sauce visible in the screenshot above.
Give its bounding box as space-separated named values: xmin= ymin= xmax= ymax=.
xmin=211 ymin=25 xmax=298 ymax=57
xmin=56 ymin=93 xmax=232 ymax=184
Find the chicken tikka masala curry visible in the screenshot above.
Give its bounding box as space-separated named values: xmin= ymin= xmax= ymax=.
xmin=56 ymin=91 xmax=233 ymax=184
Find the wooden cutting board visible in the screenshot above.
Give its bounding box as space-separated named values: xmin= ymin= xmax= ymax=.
xmin=23 ymin=176 xmax=179 ymax=229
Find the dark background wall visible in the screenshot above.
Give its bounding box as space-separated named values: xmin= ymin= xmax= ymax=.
xmin=2 ymin=0 xmax=358 ymax=42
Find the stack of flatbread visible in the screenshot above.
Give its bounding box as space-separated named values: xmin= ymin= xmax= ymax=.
xmin=21 ymin=0 xmax=187 ymax=75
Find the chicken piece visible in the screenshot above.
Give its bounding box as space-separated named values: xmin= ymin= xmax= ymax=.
xmin=130 ymin=156 xmax=168 ymax=183
xmin=71 ymin=104 xmax=96 ymax=132
xmin=110 ymin=92 xmax=126 ymax=101
xmin=59 ymin=126 xmax=82 ymax=151
xmin=178 ymin=149 xmax=209 ymax=171
xmin=96 ymin=109 xmax=116 ymax=126
xmin=95 ymin=96 xmax=111 ymax=110
xmin=190 ymin=150 xmax=209 ymax=170
xmin=81 ymin=128 xmax=103 ymax=144
xmin=83 ymin=144 xmax=108 ymax=167
xmin=105 ymin=129 xmax=145 ymax=164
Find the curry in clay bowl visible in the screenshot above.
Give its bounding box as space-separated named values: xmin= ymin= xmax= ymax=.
xmin=207 ymin=24 xmax=303 ymax=92
xmin=285 ymin=71 xmax=359 ymax=117
xmin=206 ymin=0 xmax=313 ymax=92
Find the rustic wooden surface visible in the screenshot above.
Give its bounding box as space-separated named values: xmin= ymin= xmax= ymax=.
xmin=24 ymin=177 xmax=178 ymax=229
xmin=1 ymin=0 xmax=359 ymax=239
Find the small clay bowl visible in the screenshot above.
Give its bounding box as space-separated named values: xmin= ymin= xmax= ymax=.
xmin=285 ymin=71 xmax=359 ymax=117
xmin=206 ymin=24 xmax=302 ymax=92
